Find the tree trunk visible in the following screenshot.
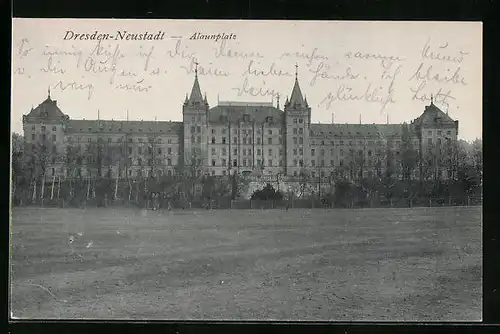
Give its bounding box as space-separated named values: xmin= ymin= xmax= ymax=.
xmin=50 ymin=173 xmax=56 ymax=200
xmin=57 ymin=175 xmax=61 ymax=199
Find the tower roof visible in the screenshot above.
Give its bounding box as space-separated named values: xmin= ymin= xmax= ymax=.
xmin=412 ymin=101 xmax=455 ymax=126
xmin=188 ymin=75 xmax=204 ymax=104
xmin=286 ymin=64 xmax=306 ymax=109
xmin=25 ymin=91 xmax=66 ymax=120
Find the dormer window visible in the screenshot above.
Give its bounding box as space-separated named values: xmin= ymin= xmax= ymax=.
xmin=139 ymin=128 xmax=142 ymax=132
xmin=88 ymin=127 xmax=92 ymax=132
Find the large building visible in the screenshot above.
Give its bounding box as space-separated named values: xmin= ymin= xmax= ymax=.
xmin=22 ymin=68 xmax=459 ymax=180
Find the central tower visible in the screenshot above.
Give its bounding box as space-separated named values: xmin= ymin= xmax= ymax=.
xmin=182 ymin=62 xmax=209 ymax=176
xmin=284 ymin=64 xmax=311 ymax=176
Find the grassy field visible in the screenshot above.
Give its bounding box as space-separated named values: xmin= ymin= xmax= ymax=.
xmin=10 ymin=206 xmax=482 ymax=321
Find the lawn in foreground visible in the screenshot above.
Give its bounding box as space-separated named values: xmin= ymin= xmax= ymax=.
xmin=10 ymin=206 xmax=482 ymax=321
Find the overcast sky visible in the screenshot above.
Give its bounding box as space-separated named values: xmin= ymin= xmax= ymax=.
xmin=12 ymin=19 xmax=482 ymax=141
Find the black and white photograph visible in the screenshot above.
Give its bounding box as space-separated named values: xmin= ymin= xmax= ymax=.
xmin=10 ymin=19 xmax=482 ymax=321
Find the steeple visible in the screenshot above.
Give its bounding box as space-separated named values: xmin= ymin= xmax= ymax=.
xmin=276 ymin=93 xmax=280 ymax=109
xmin=187 ymin=60 xmax=204 ymax=105
xmin=47 ymin=86 xmax=51 ymax=99
xmin=430 ymin=94 xmax=434 ymax=105
xmin=288 ymin=63 xmax=305 ymax=108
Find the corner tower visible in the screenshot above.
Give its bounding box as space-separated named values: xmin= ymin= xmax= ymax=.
xmin=284 ymin=64 xmax=311 ymax=176
xmin=182 ymin=62 xmax=210 ymax=176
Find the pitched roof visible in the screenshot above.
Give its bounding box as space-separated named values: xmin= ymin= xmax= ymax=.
xmin=309 ymin=123 xmax=412 ymax=138
xmin=285 ymin=78 xmax=307 ymax=109
xmin=208 ymin=103 xmax=284 ymax=125
xmin=412 ymin=102 xmax=455 ymax=126
xmin=66 ymin=119 xmax=182 ymax=135
xmin=25 ymin=94 xmax=67 ymax=120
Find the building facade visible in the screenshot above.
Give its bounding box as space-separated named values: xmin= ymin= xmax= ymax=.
xmin=22 ymin=70 xmax=459 ymax=181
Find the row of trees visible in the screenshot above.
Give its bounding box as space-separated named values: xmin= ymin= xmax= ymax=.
xmin=11 ymin=128 xmax=482 ymax=207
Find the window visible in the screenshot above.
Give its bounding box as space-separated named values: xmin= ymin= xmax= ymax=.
xmin=299 ymin=128 xmax=303 ymax=135
xmin=257 ymin=137 xmax=261 ymax=145
xmin=293 ymin=118 xmax=298 ymax=124
xmin=51 ymin=126 xmax=57 ymax=131
xmin=167 ymin=139 xmax=172 ymax=144
xmin=294 ymin=171 xmax=298 ymax=176
xmin=294 ymin=159 xmax=298 ymax=167
xmin=359 ymin=150 xmax=363 ymax=157
xmin=88 ymin=138 xmax=92 ymax=142
xmin=233 ymin=159 xmax=237 ymax=167
xmin=340 ymin=159 xmax=344 ymax=166
xmin=233 ymin=148 xmax=237 ymax=155
xmin=248 ymin=137 xmax=252 ymax=144
xmin=191 ymin=126 xmax=195 ymax=133
xmin=428 ymin=138 xmax=433 ymax=145
xmin=243 ymin=137 xmax=247 ymax=144
xmin=243 ymin=159 xmax=247 ymax=167
xmin=293 ymin=128 xmax=298 ymax=134
xmin=52 ymin=146 xmax=57 ymax=154
xmin=197 ymin=136 xmax=201 ymax=143
xmin=257 ymin=159 xmax=261 ymax=166
xmin=248 ymin=148 xmax=252 ymax=155
xmin=158 ymin=148 xmax=162 ymax=154
xmin=222 ymin=159 xmax=227 ymax=166
xmin=148 ymin=159 xmax=152 ymax=166
xmin=321 ymin=160 xmax=325 ymax=167
xmin=268 ymin=130 xmax=272 ymax=135
xmin=299 ymin=118 xmax=303 ymax=124
xmin=340 ymin=149 xmax=344 ymax=156
xmin=438 ymin=130 xmax=442 ymax=135
xmin=257 ymin=149 xmax=261 ymax=155
xmin=279 ymin=149 xmax=283 ymax=156
xmin=41 ymin=126 xmax=46 ymax=132
xmin=128 ymin=147 xmax=132 ymax=154
xmin=299 ymin=160 xmax=303 ymax=167
xmin=31 ymin=134 xmax=35 ymax=140
xmin=138 ymin=147 xmax=142 ymax=154
xmin=447 ymin=130 xmax=451 ymax=135
xmin=340 ymin=140 xmax=344 ymax=145
xmin=311 ymin=160 xmax=316 ymax=167
xmin=243 ymin=149 xmax=247 ymax=155
xmin=211 ymin=159 xmax=216 ymax=166
xmin=51 ymin=168 xmax=55 ymax=176
xmin=222 ymin=148 xmax=227 ymax=156
xmin=330 ymin=160 xmax=334 ymax=166
xmin=138 ymin=158 xmax=142 ymax=166
xmin=349 ymin=141 xmax=353 ymax=146
xmin=148 ymin=147 xmax=152 ymax=155
xmin=299 ymin=137 xmax=303 ymax=144
xmin=299 ymin=148 xmax=303 ymax=155
xmin=167 ymin=147 xmax=172 ymax=154
xmin=233 ymin=137 xmax=237 ymax=144
xmin=222 ymin=137 xmax=226 ymax=144
xmin=222 ymin=170 xmax=227 ymax=176
xmin=293 ymin=138 xmax=297 ymax=145
xmin=311 ymin=149 xmax=315 ymax=156
xmin=268 ymin=159 xmax=273 ymax=166
xmin=128 ymin=138 xmax=133 ymax=143
xmin=320 ymin=149 xmax=325 ymax=156
xmin=368 ymin=150 xmax=372 ymax=156
xmin=211 ymin=148 xmax=216 ymax=155
xmin=437 ymin=138 xmax=442 ymax=145
xmin=268 ymin=148 xmax=272 ymax=156
xmin=268 ymin=138 xmax=272 ymax=145
xmin=211 ymin=137 xmax=215 ymax=144
xmin=293 ymin=149 xmax=297 ymax=155
xmin=279 ymin=137 xmax=283 ymax=144
xmin=428 ymin=130 xmax=432 ymax=135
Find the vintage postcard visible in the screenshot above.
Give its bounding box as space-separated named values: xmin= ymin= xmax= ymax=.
xmin=10 ymin=19 xmax=482 ymax=321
